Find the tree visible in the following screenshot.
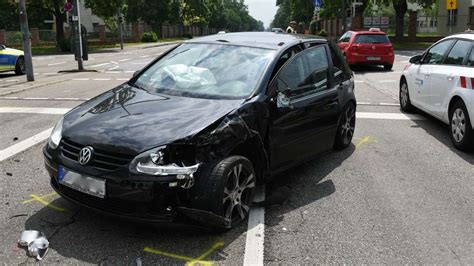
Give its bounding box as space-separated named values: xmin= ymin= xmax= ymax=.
xmin=26 ymin=0 xmax=67 ymax=46
xmin=379 ymin=0 xmax=435 ymax=39
xmin=181 ymin=0 xmax=210 ymax=27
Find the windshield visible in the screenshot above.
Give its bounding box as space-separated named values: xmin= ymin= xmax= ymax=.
xmin=134 ymin=43 xmax=275 ymax=99
xmin=355 ymin=34 xmax=390 ymax=44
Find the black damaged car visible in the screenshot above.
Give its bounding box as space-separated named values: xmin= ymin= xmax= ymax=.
xmin=43 ymin=32 xmax=356 ymax=230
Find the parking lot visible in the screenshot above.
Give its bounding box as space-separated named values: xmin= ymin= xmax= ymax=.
xmin=0 ymin=45 xmax=473 ymax=264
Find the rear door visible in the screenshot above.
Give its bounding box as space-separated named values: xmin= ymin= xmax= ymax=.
xmin=269 ymin=44 xmax=339 ymax=171
xmin=430 ymin=39 xmax=473 ymax=117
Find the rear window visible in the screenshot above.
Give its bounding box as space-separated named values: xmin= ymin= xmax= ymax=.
xmin=355 ymin=34 xmax=390 ymax=44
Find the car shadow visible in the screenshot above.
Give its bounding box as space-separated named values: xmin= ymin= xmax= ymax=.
xmin=410 ymin=110 xmax=474 ymax=164
xmin=24 ymin=197 xmax=246 ymax=264
xmin=350 ymin=65 xmax=393 ymax=74
xmin=0 ymin=73 xmax=17 ymax=79
xmin=263 ymin=144 xmax=356 ymax=227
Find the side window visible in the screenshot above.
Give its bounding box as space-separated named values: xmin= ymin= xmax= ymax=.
xmin=277 ymin=46 xmax=329 ymax=97
xmin=339 ymin=32 xmax=351 ymax=43
xmin=270 ymin=46 xmax=302 ymax=81
xmin=444 ymin=40 xmax=472 ymax=65
xmin=328 ymin=42 xmax=351 ymax=84
xmin=468 ymin=47 xmax=474 ymax=67
xmin=422 ymin=40 xmax=455 ymax=64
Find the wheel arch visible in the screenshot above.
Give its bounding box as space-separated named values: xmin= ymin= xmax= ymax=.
xmin=228 ymin=136 xmax=268 ymax=184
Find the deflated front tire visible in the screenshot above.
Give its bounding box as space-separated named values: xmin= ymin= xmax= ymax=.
xmin=189 ymin=156 xmax=256 ymax=230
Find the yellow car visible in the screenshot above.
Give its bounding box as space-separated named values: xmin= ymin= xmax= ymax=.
xmin=0 ymin=44 xmax=25 ymax=75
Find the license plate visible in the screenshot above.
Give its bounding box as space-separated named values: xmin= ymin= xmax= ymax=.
xmin=58 ymin=166 xmax=106 ymax=198
xmin=367 ymin=57 xmax=381 ymax=61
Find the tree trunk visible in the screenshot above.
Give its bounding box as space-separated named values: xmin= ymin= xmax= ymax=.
xmin=393 ymin=0 xmax=408 ymax=40
xmin=53 ymin=0 xmax=64 ymax=47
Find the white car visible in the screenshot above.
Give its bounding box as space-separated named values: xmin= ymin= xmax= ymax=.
xmin=400 ymin=33 xmax=474 ymax=151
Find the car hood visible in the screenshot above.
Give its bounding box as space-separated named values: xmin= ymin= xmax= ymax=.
xmin=62 ymin=84 xmax=243 ymax=155
xmin=5 ymin=47 xmax=23 ymax=56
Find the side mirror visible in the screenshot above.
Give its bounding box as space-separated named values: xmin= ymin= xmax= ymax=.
xmin=409 ymin=54 xmax=423 ymax=64
xmin=276 ymin=90 xmax=292 ymax=110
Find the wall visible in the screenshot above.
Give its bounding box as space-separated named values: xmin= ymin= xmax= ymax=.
xmin=437 ymin=0 xmax=472 ymax=35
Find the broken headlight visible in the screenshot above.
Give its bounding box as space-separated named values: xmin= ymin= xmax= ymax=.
xmin=48 ymin=117 xmax=63 ymax=149
xmin=130 ymin=146 xmax=199 ymax=176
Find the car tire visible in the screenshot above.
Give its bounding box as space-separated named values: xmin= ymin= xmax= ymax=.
xmin=15 ymin=56 xmax=26 ymax=75
xmin=399 ymin=79 xmax=415 ymax=113
xmin=189 ymin=156 xmax=256 ymax=230
xmin=334 ymin=102 xmax=356 ymax=150
xmin=449 ymin=100 xmax=474 ymax=151
xmin=384 ymin=64 xmax=393 ymax=71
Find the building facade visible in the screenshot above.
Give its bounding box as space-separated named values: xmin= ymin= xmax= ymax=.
xmin=437 ymin=0 xmax=474 ymax=35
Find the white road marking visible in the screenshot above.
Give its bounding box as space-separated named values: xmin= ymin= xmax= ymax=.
xmin=378 ymin=80 xmax=396 ymax=83
xmin=108 ymin=66 xmax=120 ymax=71
xmin=43 ymin=73 xmax=56 ymax=75
xmin=54 ymin=97 xmax=89 ymax=101
xmin=379 ymin=103 xmax=400 ymax=106
xmin=90 ymin=62 xmax=111 ymax=68
xmin=106 ymin=70 xmax=121 ymax=74
xmin=357 ymin=102 xmax=372 ymax=105
xmin=93 ymin=78 xmax=111 ymax=81
xmin=6 ymin=79 xmax=20 ymax=82
xmin=124 ymin=70 xmax=135 ymax=73
xmin=110 ymin=61 xmax=119 ymax=65
xmin=355 ymin=80 xmax=365 ymax=83
xmin=0 ymin=127 xmax=53 ymax=162
xmin=0 ymin=107 xmax=70 ymax=115
xmin=119 ymin=58 xmax=131 ymax=62
xmin=357 ymin=112 xmax=425 ymax=120
xmin=401 ymin=60 xmax=409 ymax=63
xmin=244 ymin=186 xmax=265 ymax=266
xmin=47 ymin=61 xmax=66 ymax=66
xmin=116 ymin=78 xmax=129 ymax=81
xmin=23 ymin=97 xmax=48 ymax=100
xmin=140 ymin=55 xmax=149 ymax=58
xmin=0 ymin=97 xmax=19 ymax=99
xmin=72 ymin=78 xmax=90 ymax=81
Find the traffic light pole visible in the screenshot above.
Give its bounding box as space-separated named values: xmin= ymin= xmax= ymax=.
xmin=18 ymin=0 xmax=34 ymax=81
xmin=73 ymin=0 xmax=84 ymax=70
xmin=342 ymin=0 xmax=347 ymax=32
xmin=119 ymin=12 xmax=124 ymax=50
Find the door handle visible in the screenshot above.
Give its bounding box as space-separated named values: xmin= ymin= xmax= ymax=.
xmin=424 ymin=73 xmax=430 ymax=79
xmin=447 ymin=74 xmax=455 ymax=81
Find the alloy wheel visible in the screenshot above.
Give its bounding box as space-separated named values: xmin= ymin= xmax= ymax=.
xmin=451 ymin=108 xmax=466 ymax=143
xmin=222 ymin=163 xmax=256 ymax=225
xmin=400 ymin=83 xmax=408 ymax=108
xmin=341 ymin=105 xmax=355 ymax=145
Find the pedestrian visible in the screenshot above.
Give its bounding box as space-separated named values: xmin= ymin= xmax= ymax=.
xmin=286 ymin=21 xmax=297 ymax=34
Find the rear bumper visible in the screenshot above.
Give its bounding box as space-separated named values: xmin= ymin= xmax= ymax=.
xmin=347 ymin=53 xmax=394 ymax=65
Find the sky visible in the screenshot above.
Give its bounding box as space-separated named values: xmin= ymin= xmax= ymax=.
xmin=245 ymin=0 xmax=278 ymax=29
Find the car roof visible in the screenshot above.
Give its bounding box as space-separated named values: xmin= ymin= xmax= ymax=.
xmin=350 ymin=30 xmax=387 ymax=35
xmin=444 ymin=33 xmax=474 ymax=41
xmin=186 ymin=32 xmax=327 ymax=50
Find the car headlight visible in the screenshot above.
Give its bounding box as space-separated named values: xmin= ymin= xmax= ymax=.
xmin=130 ymin=146 xmax=199 ymax=176
xmin=48 ymin=117 xmax=63 ymax=149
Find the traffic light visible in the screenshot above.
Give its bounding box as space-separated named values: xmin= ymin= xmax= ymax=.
xmin=118 ymin=15 xmax=124 ymax=24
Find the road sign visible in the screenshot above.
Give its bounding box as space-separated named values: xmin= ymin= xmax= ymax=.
xmin=64 ymin=2 xmax=73 ymax=13
xmin=314 ymin=0 xmax=322 ymax=7
xmin=447 ymin=0 xmax=457 ymax=10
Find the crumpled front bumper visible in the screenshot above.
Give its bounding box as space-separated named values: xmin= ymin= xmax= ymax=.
xmin=43 ymin=146 xmax=227 ymax=227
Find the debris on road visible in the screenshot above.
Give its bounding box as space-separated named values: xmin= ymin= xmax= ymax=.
xmin=18 ymin=230 xmax=49 ymax=261
xmin=6 ymin=172 xmax=12 ymax=176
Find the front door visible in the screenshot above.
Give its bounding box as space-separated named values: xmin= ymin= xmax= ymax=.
xmin=269 ymin=45 xmax=340 ymax=172
xmin=0 ymin=47 xmax=12 ymax=72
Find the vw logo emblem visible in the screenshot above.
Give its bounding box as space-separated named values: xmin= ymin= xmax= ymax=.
xmin=78 ymin=146 xmax=94 ymax=165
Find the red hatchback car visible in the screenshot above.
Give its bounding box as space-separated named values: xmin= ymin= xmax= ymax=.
xmin=338 ymin=28 xmax=394 ymax=70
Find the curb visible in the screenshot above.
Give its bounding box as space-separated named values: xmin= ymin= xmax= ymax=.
xmin=0 ymin=79 xmax=68 ymax=97
xmin=141 ymin=41 xmax=183 ymax=49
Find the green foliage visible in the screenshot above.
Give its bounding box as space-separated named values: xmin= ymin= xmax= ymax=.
xmin=318 ymin=29 xmax=328 ymax=37
xmin=141 ymin=32 xmax=158 ymax=42
xmin=58 ymin=38 xmax=71 ymax=52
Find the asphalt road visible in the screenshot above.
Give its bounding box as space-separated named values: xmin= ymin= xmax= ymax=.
xmin=0 ymin=45 xmax=472 ymax=265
